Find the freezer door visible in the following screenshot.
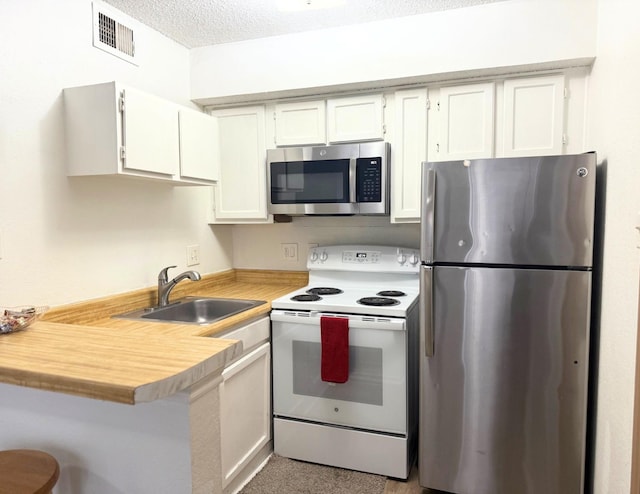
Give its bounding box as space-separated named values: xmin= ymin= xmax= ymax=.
xmin=422 ymin=153 xmax=596 ymax=267
xmin=419 ymin=266 xmax=591 ymax=494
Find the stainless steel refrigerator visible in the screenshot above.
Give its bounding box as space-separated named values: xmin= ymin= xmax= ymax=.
xmin=419 ymin=153 xmax=596 ymax=494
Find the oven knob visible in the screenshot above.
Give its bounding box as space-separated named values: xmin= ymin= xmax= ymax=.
xmin=409 ymin=253 xmax=419 ymax=266
xmin=320 ymin=251 xmax=328 ymax=262
xmin=397 ymin=253 xmax=406 ymax=264
xmin=310 ymin=251 xmax=318 ymax=262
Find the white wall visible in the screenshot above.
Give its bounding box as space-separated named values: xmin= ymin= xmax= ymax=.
xmin=587 ymin=0 xmax=640 ymax=491
xmin=0 ymin=0 xmax=233 ymax=307
xmin=191 ymin=0 xmax=597 ymax=105
xmin=232 ymin=217 xmax=420 ymax=271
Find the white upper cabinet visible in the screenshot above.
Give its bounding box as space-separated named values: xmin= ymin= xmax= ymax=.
xmin=209 ymin=105 xmax=271 ymax=223
xmin=432 ymin=82 xmax=495 ymax=161
xmin=499 ymin=74 xmax=566 ymax=157
xmin=390 ymin=89 xmax=428 ymax=224
xmin=178 ymin=109 xmax=219 ymax=182
xmin=64 ymin=81 xmax=217 ymax=185
xmin=121 ymin=87 xmax=180 ymax=175
xmin=274 ymin=100 xmax=326 ymax=146
xmin=327 ymin=94 xmax=385 ymax=143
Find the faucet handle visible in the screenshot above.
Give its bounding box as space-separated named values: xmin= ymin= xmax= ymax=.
xmin=158 ymin=265 xmax=177 ymax=282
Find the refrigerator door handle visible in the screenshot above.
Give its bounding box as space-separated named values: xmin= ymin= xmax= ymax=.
xmin=420 ymin=167 xmax=435 ymax=263
xmin=420 ymin=265 xmax=434 ymax=357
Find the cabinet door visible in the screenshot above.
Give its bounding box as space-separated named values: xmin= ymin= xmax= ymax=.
xmin=434 ymin=83 xmax=495 ymax=161
xmin=178 ymin=109 xmax=219 ymax=182
xmin=327 ymin=94 xmax=385 ymax=143
xmin=391 ymin=89 xmax=428 ymax=223
xmin=121 ymin=87 xmax=179 ymax=176
xmin=220 ymin=342 xmax=271 ymax=489
xmin=210 ymin=106 xmax=269 ymax=222
xmin=274 ymin=100 xmax=326 ymax=146
xmin=501 ymin=74 xmax=566 ymax=157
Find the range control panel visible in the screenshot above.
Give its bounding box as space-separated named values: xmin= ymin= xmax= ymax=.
xmin=308 ymin=245 xmax=420 ymax=273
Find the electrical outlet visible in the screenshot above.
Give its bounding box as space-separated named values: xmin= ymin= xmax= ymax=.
xmin=281 ymin=243 xmax=298 ymax=261
xmin=187 ymin=244 xmax=200 ymax=266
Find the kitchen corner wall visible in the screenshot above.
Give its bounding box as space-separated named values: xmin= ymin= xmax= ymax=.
xmin=0 ymin=0 xmax=233 ymax=307
xmin=586 ymin=0 xmax=640 ymax=492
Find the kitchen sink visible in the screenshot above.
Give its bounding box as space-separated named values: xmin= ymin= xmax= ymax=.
xmin=113 ymin=296 xmax=267 ymax=325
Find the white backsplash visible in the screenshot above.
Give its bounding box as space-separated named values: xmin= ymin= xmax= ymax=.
xmin=232 ymin=216 xmax=420 ymax=271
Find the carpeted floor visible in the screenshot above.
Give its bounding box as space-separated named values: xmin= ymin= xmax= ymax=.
xmin=239 ymin=454 xmax=387 ymax=494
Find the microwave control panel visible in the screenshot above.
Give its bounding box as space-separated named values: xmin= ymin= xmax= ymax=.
xmin=356 ymin=157 xmax=382 ymax=203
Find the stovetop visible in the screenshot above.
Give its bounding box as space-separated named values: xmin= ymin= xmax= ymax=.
xmin=271 ymin=245 xmax=420 ymax=317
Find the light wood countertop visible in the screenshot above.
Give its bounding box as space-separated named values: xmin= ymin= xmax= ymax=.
xmin=0 ymin=269 xmax=307 ymax=404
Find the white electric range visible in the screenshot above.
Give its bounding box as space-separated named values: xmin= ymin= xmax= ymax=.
xmin=270 ymin=245 xmax=420 ymax=479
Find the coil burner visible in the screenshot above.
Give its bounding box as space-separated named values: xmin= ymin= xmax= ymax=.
xmin=377 ymin=290 xmax=406 ymax=297
xmin=357 ymin=296 xmax=400 ymax=307
xmin=306 ymin=287 xmax=344 ymax=296
xmin=291 ymin=294 xmax=322 ymax=302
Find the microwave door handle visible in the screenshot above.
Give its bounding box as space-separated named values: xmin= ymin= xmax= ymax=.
xmin=349 ymin=158 xmax=357 ymax=203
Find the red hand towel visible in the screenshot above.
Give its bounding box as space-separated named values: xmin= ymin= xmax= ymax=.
xmin=320 ymin=316 xmax=350 ymax=383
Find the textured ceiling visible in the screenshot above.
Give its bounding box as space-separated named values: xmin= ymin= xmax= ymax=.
xmin=103 ymin=0 xmax=509 ymax=48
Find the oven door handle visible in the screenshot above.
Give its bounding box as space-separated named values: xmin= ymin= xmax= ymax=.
xmin=270 ymin=310 xmax=406 ymax=331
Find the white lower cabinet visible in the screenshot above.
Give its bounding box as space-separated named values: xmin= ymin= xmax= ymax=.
xmin=217 ymin=317 xmax=272 ymax=493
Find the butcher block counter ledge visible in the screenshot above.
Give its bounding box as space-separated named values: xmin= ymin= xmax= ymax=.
xmin=1 ymin=269 xmax=307 ymax=405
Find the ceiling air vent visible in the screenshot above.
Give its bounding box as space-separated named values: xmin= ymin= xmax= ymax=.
xmin=92 ymin=1 xmax=138 ymax=65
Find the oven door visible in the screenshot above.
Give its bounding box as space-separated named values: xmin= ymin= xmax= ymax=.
xmin=271 ymin=310 xmax=407 ymax=435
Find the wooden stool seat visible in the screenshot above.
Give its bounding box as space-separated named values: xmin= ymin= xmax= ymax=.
xmin=0 ymin=449 xmax=60 ymax=494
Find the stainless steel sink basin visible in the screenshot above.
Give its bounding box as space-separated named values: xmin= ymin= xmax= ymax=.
xmin=113 ymin=296 xmax=267 ymax=325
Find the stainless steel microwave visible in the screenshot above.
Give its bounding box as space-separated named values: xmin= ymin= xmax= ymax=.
xmin=267 ymin=142 xmax=390 ymax=216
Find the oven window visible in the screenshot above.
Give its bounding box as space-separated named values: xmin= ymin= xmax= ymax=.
xmin=291 ymin=341 xmax=383 ymax=406
xmin=270 ymin=160 xmax=350 ymax=204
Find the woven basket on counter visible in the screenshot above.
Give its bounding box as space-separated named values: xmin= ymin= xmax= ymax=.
xmin=0 ymin=306 xmax=49 ymax=334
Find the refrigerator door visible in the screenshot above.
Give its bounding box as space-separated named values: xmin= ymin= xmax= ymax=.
xmin=419 ymin=266 xmax=591 ymax=494
xmin=421 ymin=153 xmax=596 ymax=267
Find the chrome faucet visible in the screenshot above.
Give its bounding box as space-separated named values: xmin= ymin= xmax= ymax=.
xmin=157 ymin=265 xmax=201 ymax=307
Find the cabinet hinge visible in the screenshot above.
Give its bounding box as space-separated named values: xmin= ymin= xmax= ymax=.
xmin=426 ymin=98 xmax=431 ymax=110
xmin=562 ymin=134 xmax=568 ymax=145
xmin=437 ymin=101 xmax=441 ymax=111
xmin=382 ymin=123 xmax=387 ymax=135
xmin=119 ymin=94 xmax=125 ymax=112
xmin=436 ymin=143 xmax=440 ymax=153
xmin=382 ymin=96 xmax=387 ymax=108
xmin=120 ymin=146 xmax=126 ymax=160
xmin=564 ymin=87 xmax=569 ymax=99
